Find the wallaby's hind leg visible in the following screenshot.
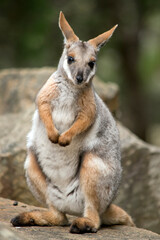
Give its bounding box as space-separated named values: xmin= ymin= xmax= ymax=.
xmin=70 ymin=153 xmax=102 ymax=234
xmin=101 ymin=204 xmax=135 ymax=227
xmin=24 ymin=148 xmax=47 ymax=205
xmin=11 ymin=149 xmax=68 ymax=227
xmin=70 ymin=153 xmax=134 ymax=234
xmin=11 ymin=206 xmax=68 ymax=227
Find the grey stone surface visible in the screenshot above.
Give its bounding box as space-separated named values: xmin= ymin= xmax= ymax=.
xmin=116 ymin=124 xmax=160 ymax=233
xmin=0 ymin=197 xmax=160 ymax=240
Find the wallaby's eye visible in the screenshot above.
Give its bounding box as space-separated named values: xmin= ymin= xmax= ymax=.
xmin=68 ymin=56 xmax=75 ymax=64
xmin=88 ymin=61 xmax=95 ymax=69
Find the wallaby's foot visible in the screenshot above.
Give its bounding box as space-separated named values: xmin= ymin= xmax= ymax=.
xmin=70 ymin=217 xmax=98 ymax=234
xmin=101 ymin=204 xmax=135 ymax=227
xmin=11 ymin=213 xmax=35 ymax=227
xmin=11 ymin=210 xmax=68 ymax=227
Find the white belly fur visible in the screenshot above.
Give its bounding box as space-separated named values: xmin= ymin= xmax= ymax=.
xmin=52 ymin=103 xmax=75 ymax=134
xmin=26 ymin=110 xmax=85 ymax=215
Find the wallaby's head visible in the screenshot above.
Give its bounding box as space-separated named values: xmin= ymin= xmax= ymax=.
xmin=58 ymin=11 xmax=117 ymax=86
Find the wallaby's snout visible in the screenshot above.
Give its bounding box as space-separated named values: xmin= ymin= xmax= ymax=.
xmin=76 ymin=72 xmax=83 ymax=84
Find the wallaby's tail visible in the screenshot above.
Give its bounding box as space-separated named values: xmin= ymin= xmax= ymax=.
xmin=101 ymin=204 xmax=135 ymax=227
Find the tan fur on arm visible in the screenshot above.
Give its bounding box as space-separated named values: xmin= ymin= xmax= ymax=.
xmin=37 ymin=78 xmax=59 ymax=143
xmin=58 ymin=87 xmax=96 ymax=146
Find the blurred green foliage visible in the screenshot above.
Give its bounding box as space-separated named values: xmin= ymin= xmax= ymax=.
xmin=0 ymin=0 xmax=160 ymax=142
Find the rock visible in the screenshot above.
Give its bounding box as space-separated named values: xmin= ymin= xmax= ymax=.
xmin=0 ymin=68 xmax=119 ymax=115
xmin=94 ymin=76 xmax=119 ymax=113
xmin=0 ymin=107 xmax=39 ymax=206
xmin=0 ymin=68 xmax=160 ymax=234
xmin=0 ymin=68 xmax=53 ymax=115
xmin=0 ymin=197 xmax=160 ymax=240
xmin=0 ymin=222 xmax=27 ymax=240
xmin=115 ymin=124 xmax=160 ymax=234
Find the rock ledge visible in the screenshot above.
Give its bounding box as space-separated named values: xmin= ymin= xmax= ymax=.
xmin=0 ymin=197 xmax=160 ymax=240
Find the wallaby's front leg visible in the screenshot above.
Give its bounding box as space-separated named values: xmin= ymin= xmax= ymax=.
xmin=38 ymin=101 xmax=59 ymax=143
xmin=58 ymin=112 xmax=94 ymax=146
xmin=58 ymin=87 xmax=96 ymax=146
xmin=37 ymin=79 xmax=59 ymax=143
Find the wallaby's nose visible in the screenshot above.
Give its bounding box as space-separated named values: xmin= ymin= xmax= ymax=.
xmin=76 ymin=74 xmax=83 ymax=84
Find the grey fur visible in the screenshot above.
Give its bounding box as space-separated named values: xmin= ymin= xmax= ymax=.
xmin=25 ymin=18 xmax=122 ymax=217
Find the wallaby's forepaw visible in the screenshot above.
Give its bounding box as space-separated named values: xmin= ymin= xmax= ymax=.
xmin=48 ymin=129 xmax=59 ymax=144
xmin=70 ymin=217 xmax=98 ymax=234
xmin=11 ymin=213 xmax=35 ymax=227
xmin=58 ymin=132 xmax=72 ymax=147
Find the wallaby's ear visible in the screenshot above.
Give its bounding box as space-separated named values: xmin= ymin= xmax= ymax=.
xmin=59 ymin=11 xmax=79 ymax=43
xmin=88 ymin=24 xmax=118 ymax=50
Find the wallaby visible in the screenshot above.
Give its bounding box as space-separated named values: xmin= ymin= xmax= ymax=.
xmin=11 ymin=11 xmax=135 ymax=233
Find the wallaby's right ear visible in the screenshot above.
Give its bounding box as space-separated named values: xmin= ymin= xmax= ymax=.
xmin=59 ymin=11 xmax=79 ymax=43
xmin=88 ymin=24 xmax=118 ymax=50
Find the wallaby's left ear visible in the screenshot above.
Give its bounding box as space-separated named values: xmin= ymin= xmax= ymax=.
xmin=59 ymin=11 xmax=79 ymax=43
xmin=88 ymin=24 xmax=118 ymax=50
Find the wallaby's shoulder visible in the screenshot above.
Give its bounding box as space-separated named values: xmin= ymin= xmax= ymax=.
xmin=36 ymin=72 xmax=59 ymax=105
